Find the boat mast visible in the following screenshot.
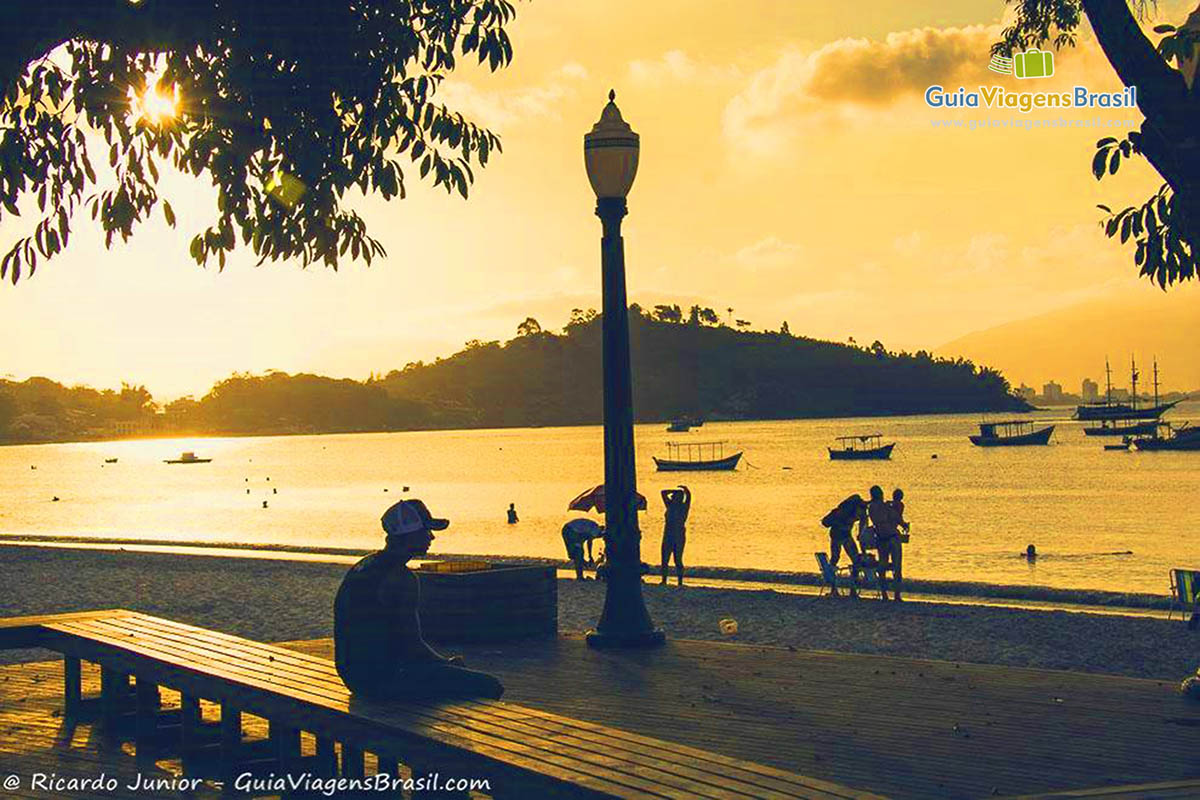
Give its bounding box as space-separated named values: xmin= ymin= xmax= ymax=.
xmin=1153 ymin=357 xmax=1160 ymax=408
xmin=1130 ymin=355 xmax=1139 ymax=410
xmin=1104 ymin=358 xmax=1112 ymax=405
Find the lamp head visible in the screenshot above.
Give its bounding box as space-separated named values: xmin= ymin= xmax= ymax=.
xmin=584 ymin=90 xmax=639 ymax=199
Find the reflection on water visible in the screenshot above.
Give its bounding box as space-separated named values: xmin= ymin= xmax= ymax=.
xmin=2 ymin=403 xmax=1198 ymax=594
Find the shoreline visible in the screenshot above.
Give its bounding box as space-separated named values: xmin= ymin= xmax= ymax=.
xmin=1 ymin=544 xmax=1194 ymax=681
xmin=0 ymin=534 xmax=1174 ymax=612
xmin=0 ymin=404 xmax=1048 ymax=449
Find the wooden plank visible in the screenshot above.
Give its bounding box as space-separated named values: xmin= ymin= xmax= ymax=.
xmin=0 ymin=608 xmax=135 ymax=649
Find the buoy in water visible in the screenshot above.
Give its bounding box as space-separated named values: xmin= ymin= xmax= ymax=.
xmin=272 ymin=488 xmax=277 ymax=494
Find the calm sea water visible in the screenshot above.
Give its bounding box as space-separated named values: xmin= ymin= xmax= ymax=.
xmin=2 ymin=404 xmax=1198 ymax=594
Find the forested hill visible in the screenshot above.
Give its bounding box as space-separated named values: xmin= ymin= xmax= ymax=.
xmin=377 ymin=309 xmax=1026 ymax=429
xmin=0 ymin=309 xmax=1026 ymax=443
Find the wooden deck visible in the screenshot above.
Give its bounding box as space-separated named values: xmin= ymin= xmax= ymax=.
xmin=1 ymin=634 xmax=1197 ymax=799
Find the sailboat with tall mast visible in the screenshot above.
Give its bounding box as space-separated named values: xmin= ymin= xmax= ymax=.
xmin=1076 ymin=357 xmax=1177 ymax=431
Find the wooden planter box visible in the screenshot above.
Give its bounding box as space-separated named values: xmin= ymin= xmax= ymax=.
xmin=416 ymin=563 xmax=557 ymax=644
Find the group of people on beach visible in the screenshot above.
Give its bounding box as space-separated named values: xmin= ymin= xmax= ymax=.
xmin=559 ymin=485 xmax=693 ymax=586
xmin=822 ymin=485 xmax=910 ymax=601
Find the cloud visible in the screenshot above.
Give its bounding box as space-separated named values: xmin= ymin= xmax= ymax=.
xmin=732 ymin=236 xmax=805 ymax=270
xmin=436 ymin=63 xmax=589 ymax=129
xmin=720 ymin=20 xmax=1134 ymax=154
xmin=722 ymin=25 xmax=999 ymax=152
xmin=628 ymin=50 xmax=741 ymax=87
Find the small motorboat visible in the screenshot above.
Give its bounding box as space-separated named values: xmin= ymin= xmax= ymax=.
xmin=1133 ymin=421 xmax=1200 ymax=451
xmin=104 ymin=458 xmax=119 ymax=464
xmin=666 ymin=419 xmax=690 ymax=432
xmin=1103 ymin=440 xmax=1131 ymax=451
xmin=164 ymin=451 xmax=212 ymax=464
xmin=969 ymin=420 xmax=1054 ymax=447
xmin=653 ymin=441 xmax=742 ymax=471
xmin=828 ymin=434 xmax=895 ymax=460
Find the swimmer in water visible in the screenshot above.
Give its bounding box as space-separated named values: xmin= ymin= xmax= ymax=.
xmin=1024 ymin=544 xmax=1037 ymax=561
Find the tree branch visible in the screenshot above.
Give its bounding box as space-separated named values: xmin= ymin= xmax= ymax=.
xmin=1081 ymin=0 xmax=1192 ymax=128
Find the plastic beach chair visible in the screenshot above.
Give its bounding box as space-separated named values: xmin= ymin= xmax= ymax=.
xmin=815 ymin=552 xmax=846 ymax=596
xmin=1168 ymin=568 xmax=1200 ymax=621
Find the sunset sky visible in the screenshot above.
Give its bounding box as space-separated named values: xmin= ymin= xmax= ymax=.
xmin=0 ymin=0 xmax=1195 ymax=399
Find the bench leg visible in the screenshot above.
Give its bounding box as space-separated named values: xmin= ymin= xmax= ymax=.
xmin=220 ymin=704 xmax=242 ymax=796
xmin=99 ymin=667 xmax=130 ymax=736
xmin=269 ymin=720 xmax=301 ymax=774
xmin=134 ymin=677 xmax=160 ymax=764
xmin=179 ymin=694 xmax=202 ymax=775
xmin=342 ymin=743 xmax=364 ymax=779
xmin=63 ymin=657 xmax=82 ymax=718
xmin=315 ymin=736 xmax=337 ymax=778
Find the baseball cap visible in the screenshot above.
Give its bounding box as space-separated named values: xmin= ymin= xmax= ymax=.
xmin=381 ymin=499 xmax=450 ymax=536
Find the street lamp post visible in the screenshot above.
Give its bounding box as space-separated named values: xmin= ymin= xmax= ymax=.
xmin=583 ymin=90 xmax=664 ymax=649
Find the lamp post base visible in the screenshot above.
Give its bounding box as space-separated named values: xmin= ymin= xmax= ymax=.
xmin=584 ymin=628 xmax=666 ymax=649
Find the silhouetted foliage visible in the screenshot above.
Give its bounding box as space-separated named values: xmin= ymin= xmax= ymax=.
xmin=0 ymin=314 xmax=1028 ymax=443
xmin=517 ymin=317 xmax=542 ymax=336
xmin=379 ymin=312 xmax=1028 ymax=427
xmin=652 ymin=304 xmax=682 ymax=323
xmin=0 ymin=1 xmax=517 ymax=282
xmin=995 ymin=0 xmax=1198 ymax=285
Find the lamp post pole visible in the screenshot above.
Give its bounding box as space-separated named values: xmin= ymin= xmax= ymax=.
xmin=584 ymin=92 xmax=663 ymax=649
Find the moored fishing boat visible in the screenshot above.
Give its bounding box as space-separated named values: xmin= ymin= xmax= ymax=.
xmin=164 ymin=451 xmax=212 ymax=464
xmin=1133 ymin=422 xmax=1200 ymax=452
xmin=969 ymin=420 xmax=1054 ymax=447
xmin=828 ymin=434 xmax=895 ymax=460
xmin=653 ymin=441 xmax=742 ymax=471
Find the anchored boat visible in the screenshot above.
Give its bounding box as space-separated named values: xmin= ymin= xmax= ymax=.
xmin=1132 ymin=422 xmax=1200 ymax=452
xmin=164 ymin=451 xmax=212 ymax=464
xmin=653 ymin=441 xmax=742 ymax=471
xmin=1076 ymin=357 xmax=1177 ymax=424
xmin=969 ymin=420 xmax=1054 ymax=447
xmin=828 ymin=434 xmax=895 ymax=461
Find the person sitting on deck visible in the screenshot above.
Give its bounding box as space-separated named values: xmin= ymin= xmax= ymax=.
xmin=661 ymin=485 xmax=692 ymax=586
xmin=820 ymin=494 xmax=868 ymax=597
xmin=868 ymin=485 xmax=904 ymax=602
xmin=334 ymin=499 xmax=504 ymax=701
xmin=562 ymin=517 xmax=603 ymax=579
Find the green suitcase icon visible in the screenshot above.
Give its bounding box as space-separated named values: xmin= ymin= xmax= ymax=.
xmin=1014 ymin=48 xmax=1054 ymax=79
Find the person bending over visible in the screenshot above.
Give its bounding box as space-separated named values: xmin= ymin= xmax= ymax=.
xmin=562 ymin=518 xmax=602 ymax=579
xmin=821 ymin=494 xmax=868 ymax=598
xmin=660 ymin=485 xmax=691 ymax=586
xmin=334 ymin=499 xmax=504 ymax=701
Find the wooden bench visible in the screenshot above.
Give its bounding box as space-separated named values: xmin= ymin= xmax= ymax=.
xmin=1 ymin=609 xmax=888 ymax=799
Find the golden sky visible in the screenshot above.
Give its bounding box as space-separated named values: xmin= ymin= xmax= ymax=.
xmin=0 ymin=0 xmax=1193 ymax=398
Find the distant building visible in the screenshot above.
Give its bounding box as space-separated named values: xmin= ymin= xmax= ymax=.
xmin=1016 ymin=384 xmax=1036 ymax=401
xmin=1042 ymin=381 xmax=1065 ymax=404
xmin=1081 ymin=378 xmax=1099 ymax=402
xmin=1110 ymin=388 xmax=1131 ymax=402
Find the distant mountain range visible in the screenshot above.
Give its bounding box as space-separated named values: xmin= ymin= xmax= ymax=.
xmin=938 ymin=285 xmax=1200 ymax=395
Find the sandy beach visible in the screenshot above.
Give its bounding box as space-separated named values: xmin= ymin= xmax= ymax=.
xmin=1 ymin=544 xmax=1196 ymax=681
